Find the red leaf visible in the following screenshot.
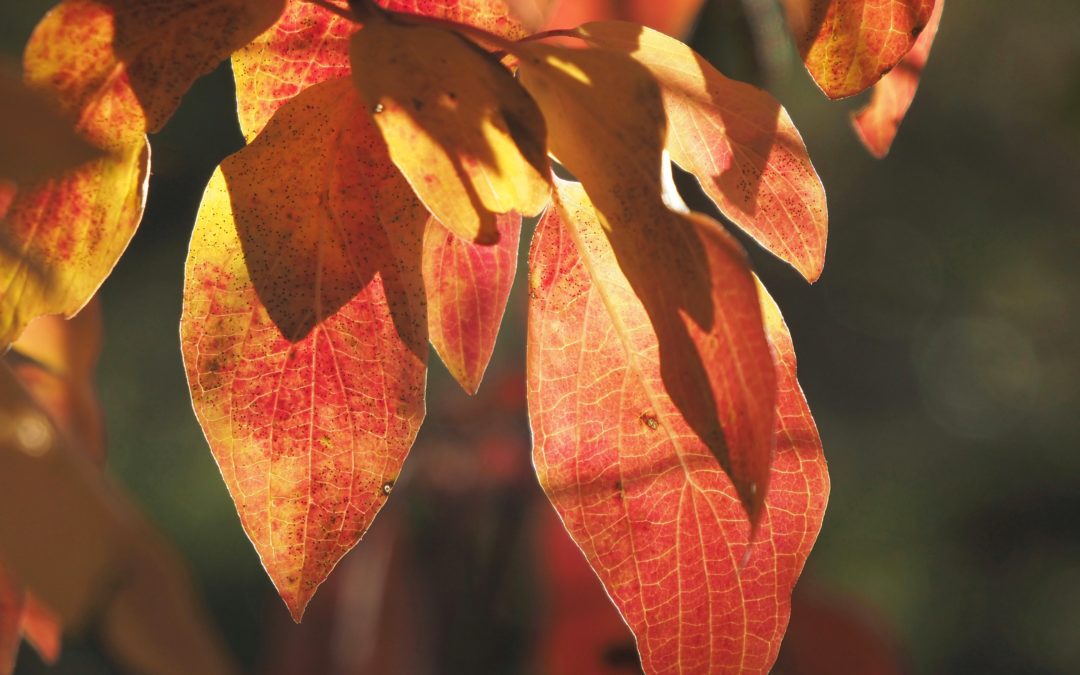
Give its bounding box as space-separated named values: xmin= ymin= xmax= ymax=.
xmin=851 ymin=0 xmax=943 ymax=158
xmin=423 ymin=215 xmax=520 ymax=394
xmin=517 ymin=42 xmax=776 ymax=519
xmin=784 ymin=0 xmax=935 ymax=99
xmin=579 ymin=21 xmax=828 ymax=281
xmin=19 ymin=596 xmax=60 ymax=665
xmin=2 ymin=0 xmax=284 ymax=345
xmin=181 ymin=78 xmax=430 ymax=620
xmin=234 ymin=0 xmax=528 ymax=141
xmin=527 ymin=181 xmax=827 ymax=673
xmin=0 ymin=569 xmax=22 ymax=675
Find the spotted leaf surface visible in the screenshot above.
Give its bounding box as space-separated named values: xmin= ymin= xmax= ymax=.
xmin=517 ymin=43 xmax=776 ymax=520
xmin=580 ymin=21 xmax=827 ymax=281
xmin=181 ymin=79 xmax=429 ymax=620
xmin=527 ymin=184 xmax=828 ymax=673
xmin=784 ymin=0 xmax=935 ymax=98
xmin=233 ymin=0 xmax=527 ymax=141
xmin=1 ymin=0 xmax=284 ymax=346
xmin=851 ymin=0 xmax=943 ymax=158
xmin=423 ymin=214 xmax=520 ymax=394
xmin=350 ymin=16 xmax=550 ymax=244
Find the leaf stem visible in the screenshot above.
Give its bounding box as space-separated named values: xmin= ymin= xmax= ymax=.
xmin=516 ymin=28 xmax=586 ymax=44
xmin=303 ymin=0 xmax=356 ymax=22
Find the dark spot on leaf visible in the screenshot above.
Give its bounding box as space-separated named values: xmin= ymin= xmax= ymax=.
xmin=911 ymin=23 xmax=925 ymax=38
xmin=640 ymin=411 xmax=659 ymax=430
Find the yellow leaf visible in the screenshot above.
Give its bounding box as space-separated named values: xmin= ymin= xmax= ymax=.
xmin=350 ymin=15 xmax=550 ymax=243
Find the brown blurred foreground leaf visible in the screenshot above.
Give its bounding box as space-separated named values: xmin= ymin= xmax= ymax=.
xmin=0 ymin=363 xmax=239 ymax=675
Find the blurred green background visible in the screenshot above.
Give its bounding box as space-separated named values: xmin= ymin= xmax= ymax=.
xmin=3 ymin=0 xmax=1080 ymax=673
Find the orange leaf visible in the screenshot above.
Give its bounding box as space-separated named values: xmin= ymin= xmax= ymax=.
xmin=234 ymin=0 xmax=528 ymax=141
xmin=423 ymin=214 xmax=520 ymax=394
xmin=0 ymin=569 xmax=21 ymax=675
xmin=0 ymin=66 xmax=100 ymax=185
xmin=349 ymin=14 xmax=550 ymax=243
xmin=784 ymin=0 xmax=935 ymax=99
xmin=181 ymin=78 xmax=430 ymax=621
xmin=851 ymin=0 xmax=943 ymax=158
xmin=1 ymin=0 xmax=285 ymax=346
xmin=579 ymin=21 xmax=828 ymax=281
xmin=517 ymin=41 xmax=776 ymax=519
xmin=19 ymin=596 xmax=60 ymax=665
xmin=528 ymin=187 xmax=828 ymax=672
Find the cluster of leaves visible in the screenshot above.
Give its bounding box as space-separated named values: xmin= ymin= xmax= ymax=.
xmin=0 ymin=0 xmax=943 ymax=672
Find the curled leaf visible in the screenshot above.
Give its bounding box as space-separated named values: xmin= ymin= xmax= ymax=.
xmin=424 ymin=214 xmax=521 ymax=394
xmin=851 ymin=0 xmax=943 ymax=158
xmin=528 ymin=187 xmax=828 ymax=672
xmin=579 ymin=21 xmax=828 ymax=281
xmin=182 ymin=79 xmax=430 ymax=620
xmin=784 ymin=0 xmax=935 ymax=98
xmin=350 ymin=16 xmax=550 ymax=243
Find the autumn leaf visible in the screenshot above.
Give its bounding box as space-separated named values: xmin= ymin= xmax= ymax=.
xmin=784 ymin=0 xmax=935 ymax=99
xmin=516 ymin=41 xmax=776 ymax=519
xmin=851 ymin=0 xmax=943 ymax=158
xmin=181 ymin=78 xmax=430 ymax=621
xmin=349 ymin=12 xmax=550 ymax=244
xmin=0 ymin=569 xmax=20 ymax=675
xmin=0 ymin=67 xmax=100 ymax=185
xmin=424 ymin=214 xmax=520 ymax=394
xmin=233 ymin=0 xmax=528 ymax=141
xmin=528 ymin=185 xmax=828 ymax=672
xmin=18 ymin=596 xmax=60 ymax=666
xmin=0 ymin=0 xmax=285 ymax=347
xmin=578 ymin=21 xmax=828 ymax=281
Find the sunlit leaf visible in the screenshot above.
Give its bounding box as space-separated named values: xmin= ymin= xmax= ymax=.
xmin=517 ymin=41 xmax=776 ymax=519
xmin=579 ymin=21 xmax=828 ymax=281
xmin=783 ymin=0 xmax=935 ymax=98
xmin=181 ymin=78 xmax=430 ymax=620
xmin=528 ymin=186 xmax=828 ymax=672
xmin=424 ymin=214 xmax=520 ymax=394
xmin=0 ymin=0 xmax=285 ymax=346
xmin=350 ymin=15 xmax=550 ymax=243
xmin=234 ymin=0 xmax=528 ymax=141
xmin=851 ymin=0 xmax=943 ymax=158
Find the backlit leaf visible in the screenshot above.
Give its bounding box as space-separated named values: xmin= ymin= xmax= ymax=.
xmin=579 ymin=21 xmax=828 ymax=281
xmin=423 ymin=214 xmax=520 ymax=394
xmin=234 ymin=0 xmax=528 ymax=141
xmin=350 ymin=15 xmax=550 ymax=243
xmin=0 ymin=67 xmax=99 ymax=185
xmin=851 ymin=0 xmax=943 ymax=158
xmin=527 ymin=186 xmax=828 ymax=672
xmin=784 ymin=0 xmax=935 ymax=98
xmin=516 ymin=41 xmax=776 ymax=519
xmin=181 ymin=79 xmax=430 ymax=620
xmin=1 ymin=0 xmax=284 ymax=346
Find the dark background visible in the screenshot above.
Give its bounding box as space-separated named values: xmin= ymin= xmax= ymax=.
xmin=3 ymin=0 xmax=1080 ymax=672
